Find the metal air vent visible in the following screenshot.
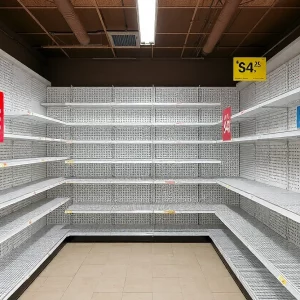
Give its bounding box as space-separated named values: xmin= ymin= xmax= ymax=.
xmin=108 ymin=32 xmax=140 ymax=48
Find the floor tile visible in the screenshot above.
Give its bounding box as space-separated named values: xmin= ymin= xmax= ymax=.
xmin=41 ymin=261 xmax=82 ymax=277
xmin=101 ymin=264 xmax=128 ymax=278
xmin=122 ymin=293 xmax=152 ymax=300
xmin=131 ymin=244 xmax=152 ymax=255
xmin=213 ymin=293 xmax=246 ymax=300
xmin=152 ymin=244 xmax=173 ymax=254
xmin=107 ymin=253 xmax=131 ymax=265
xmin=126 ymin=264 xmax=153 ymax=278
xmin=75 ymin=264 xmax=104 ymax=278
xmin=19 ymin=291 xmax=64 ymax=300
xmin=176 ymin=265 xmax=205 ymax=278
xmin=26 ymin=276 xmax=48 ymax=291
xmin=153 ymin=265 xmax=179 ymax=277
xmin=129 ymin=254 xmax=153 ymax=264
xmin=152 ymin=254 xmax=176 ymax=265
xmin=207 ymin=277 xmax=241 ymax=293
xmin=21 ymin=243 xmax=243 ymax=300
xmin=60 ymin=290 xmax=94 ymax=300
xmin=83 ymin=253 xmax=109 ymax=265
xmin=174 ymin=254 xmax=198 ymax=265
xmin=95 ymin=277 xmax=125 ymax=292
xmin=66 ymin=277 xmax=99 ymax=292
xmin=53 ymin=252 xmax=89 ymax=264
xmin=179 ymin=277 xmax=211 ymax=294
xmin=152 ymin=278 xmax=182 ymax=293
xmin=124 ymin=278 xmax=153 ymax=292
xmin=153 ymin=292 xmax=184 ymax=300
xmin=182 ymin=292 xmax=214 ymax=300
xmin=91 ymin=293 xmax=123 ymax=300
xmin=38 ymin=276 xmax=73 ymax=292
xmin=201 ymin=265 xmax=230 ymax=279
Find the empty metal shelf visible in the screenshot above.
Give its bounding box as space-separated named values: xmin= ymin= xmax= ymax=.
xmin=0 ymin=177 xmax=65 ymax=210
xmin=0 ymin=197 xmax=69 ymax=244
xmin=217 ymin=177 xmax=300 ymax=224
xmin=216 ymin=207 xmax=300 ymax=299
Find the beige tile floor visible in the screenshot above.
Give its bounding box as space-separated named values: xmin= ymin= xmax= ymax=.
xmin=19 ymin=243 xmax=246 ymax=300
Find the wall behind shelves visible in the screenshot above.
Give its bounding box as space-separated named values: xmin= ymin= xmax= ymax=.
xmin=46 ymin=86 xmax=240 ymax=226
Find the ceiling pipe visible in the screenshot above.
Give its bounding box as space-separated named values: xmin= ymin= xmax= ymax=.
xmin=53 ymin=0 xmax=90 ymax=45
xmin=202 ymin=0 xmax=242 ymax=56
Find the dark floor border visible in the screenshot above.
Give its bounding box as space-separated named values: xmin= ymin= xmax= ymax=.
xmin=212 ymin=242 xmax=252 ymax=300
xmin=9 ymin=235 xmax=252 ymax=300
xmin=9 ymin=240 xmax=67 ymax=300
xmin=65 ymin=235 xmax=211 ymax=243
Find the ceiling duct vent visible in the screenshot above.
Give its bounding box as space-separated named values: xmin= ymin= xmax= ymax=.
xmin=108 ymin=32 xmax=140 ymax=48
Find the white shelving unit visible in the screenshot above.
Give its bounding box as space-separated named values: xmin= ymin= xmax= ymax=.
xmin=217 ymin=178 xmax=300 ymax=223
xmin=0 ymin=157 xmax=69 ymax=168
xmin=0 ymin=197 xmax=69 ymax=245
xmin=217 ymin=87 xmax=300 ymax=124
xmin=65 ymin=178 xmax=217 ymax=184
xmin=42 ymin=102 xmax=221 ymax=108
xmin=4 ymin=134 xmax=65 ymax=143
xmin=0 ymin=226 xmax=69 ymax=300
xmin=67 ymin=140 xmax=218 ymax=144
xmin=65 ymin=159 xmax=222 ymax=164
xmin=66 ymin=122 xmax=219 ymax=127
xmin=216 ymin=207 xmax=300 ymax=299
xmin=5 ymin=111 xmax=65 ymax=125
xmin=0 ymin=177 xmax=65 ymax=210
xmin=210 ymin=229 xmax=296 ymax=300
xmin=222 ymin=129 xmax=300 ymax=144
xmin=65 ymin=203 xmax=224 ymax=214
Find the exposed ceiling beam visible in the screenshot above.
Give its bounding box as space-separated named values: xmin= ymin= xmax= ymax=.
xmin=1 ymin=6 xmax=299 ymax=9
xmin=92 ymin=0 xmax=116 ymax=57
xmin=230 ymin=0 xmax=278 ymax=56
xmin=16 ymin=0 xmax=69 ymax=57
xmin=42 ymin=45 xmax=264 ymax=49
xmin=181 ymin=0 xmax=201 ymax=58
xmin=17 ymin=31 xmax=281 ymax=35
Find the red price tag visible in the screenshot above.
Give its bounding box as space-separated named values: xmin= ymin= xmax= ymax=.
xmin=165 ymin=180 xmax=175 ymax=184
xmin=222 ymin=107 xmax=231 ymax=141
xmin=0 ymin=92 xmax=4 ymax=143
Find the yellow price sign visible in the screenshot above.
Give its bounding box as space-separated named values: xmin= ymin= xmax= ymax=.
xmin=233 ymin=57 xmax=266 ymax=81
xmin=278 ymin=275 xmax=287 ymax=286
xmin=164 ymin=210 xmax=176 ymax=214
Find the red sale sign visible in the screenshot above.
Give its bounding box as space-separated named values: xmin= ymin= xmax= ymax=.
xmin=0 ymin=92 xmax=4 ymax=143
xmin=222 ymin=107 xmax=231 ymax=141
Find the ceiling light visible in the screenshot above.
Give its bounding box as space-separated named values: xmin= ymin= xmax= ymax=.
xmin=137 ymin=0 xmax=157 ymax=45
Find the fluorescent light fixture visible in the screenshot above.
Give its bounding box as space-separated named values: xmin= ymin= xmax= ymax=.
xmin=137 ymin=0 xmax=157 ymax=45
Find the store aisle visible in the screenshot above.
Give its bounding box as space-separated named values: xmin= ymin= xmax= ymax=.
xmin=19 ymin=243 xmax=246 ymax=300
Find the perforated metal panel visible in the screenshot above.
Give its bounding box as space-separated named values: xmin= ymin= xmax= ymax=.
xmin=240 ymin=144 xmax=255 ymax=180
xmin=73 ymin=87 xmax=112 ymax=103
xmin=115 ymin=87 xmax=152 ymax=103
xmin=156 ymin=87 xmax=198 ymax=103
xmin=288 ymin=54 xmax=300 ymax=90
xmin=47 ymin=87 xmax=71 ymax=103
xmin=269 ymin=64 xmax=288 ymax=99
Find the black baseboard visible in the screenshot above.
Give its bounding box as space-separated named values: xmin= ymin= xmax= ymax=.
xmin=9 ymin=235 xmax=252 ymax=300
xmin=212 ymin=242 xmax=252 ymax=300
xmin=65 ymin=235 xmax=211 ymax=243
xmin=9 ymin=240 xmax=67 ymax=300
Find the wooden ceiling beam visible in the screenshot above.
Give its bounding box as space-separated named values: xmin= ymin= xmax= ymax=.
xmin=92 ymin=0 xmax=116 ymax=57
xmin=16 ymin=32 xmax=281 ymax=35
xmin=16 ymin=0 xmax=69 ymax=57
xmin=230 ymin=0 xmax=279 ymax=56
xmin=1 ymin=6 xmax=299 ymax=9
xmin=181 ymin=0 xmax=201 ymax=57
xmin=41 ymin=45 xmax=264 ymax=49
